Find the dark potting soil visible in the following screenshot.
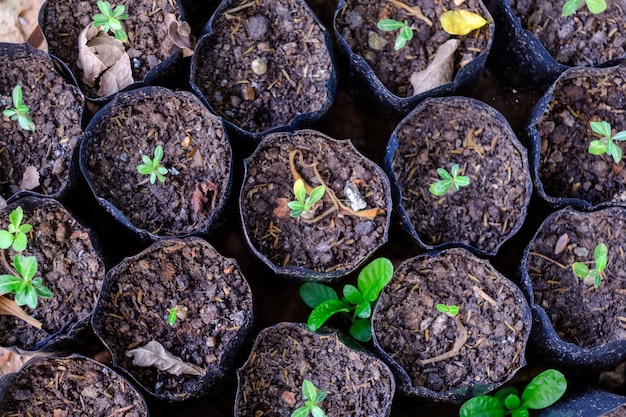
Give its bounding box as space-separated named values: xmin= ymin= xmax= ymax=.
xmin=525 ymin=207 xmax=626 ymax=347
xmin=391 ymin=98 xmax=529 ymax=253
xmin=535 ymin=66 xmax=626 ymax=206
xmin=373 ymin=248 xmax=528 ymax=393
xmin=335 ymin=0 xmax=491 ymax=97
xmin=0 ymin=44 xmax=84 ymax=200
xmin=509 ymin=0 xmax=626 ymax=66
xmin=241 ymin=130 xmax=389 ymax=275
xmin=0 ymin=356 xmax=148 ymax=416
xmin=235 ymin=322 xmax=394 ymax=417
xmin=94 ymin=237 xmax=253 ymax=401
xmin=82 ymin=87 xmax=231 ymax=236
xmin=0 ymin=199 xmax=105 ymax=350
xmin=192 ymin=0 xmax=332 ymax=133
xmin=40 ymin=0 xmax=182 ymax=98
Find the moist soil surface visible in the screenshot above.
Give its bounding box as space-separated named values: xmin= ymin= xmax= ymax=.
xmin=0 ymin=44 xmax=84 ymax=200
xmin=82 ymin=87 xmax=231 ymax=237
xmin=0 ymin=356 xmax=148 ymax=416
xmin=93 ymin=237 xmax=253 ymax=401
xmin=240 ymin=130 xmax=390 ymax=276
xmin=235 ymin=322 xmax=395 ymax=417
xmin=40 ymin=0 xmax=182 ymax=98
xmin=391 ymin=97 xmax=530 ymax=253
xmin=335 ymin=0 xmax=491 ymax=97
xmin=535 ymin=66 xmax=626 ymax=206
xmin=373 ymin=248 xmax=529 ymax=396
xmin=509 ymin=0 xmax=626 ymax=66
xmin=0 ymin=198 xmax=105 ymax=351
xmin=192 ymin=0 xmax=333 ymax=134
xmin=524 ymin=207 xmax=626 ymax=347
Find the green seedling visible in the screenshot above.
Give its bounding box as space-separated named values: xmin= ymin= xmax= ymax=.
xmin=137 ymin=145 xmax=169 ymax=184
xmin=300 ymin=257 xmax=393 ymax=342
xmin=459 ymin=369 xmax=567 ymax=417
xmin=377 ymin=18 xmax=413 ymax=50
xmin=92 ymin=0 xmax=129 ymax=42
xmin=2 ymin=85 xmax=34 ymax=132
xmin=436 ymin=303 xmax=459 ymax=316
xmin=166 ymin=305 xmax=187 ymax=326
xmin=572 ymin=243 xmax=607 ymax=289
xmin=429 ymin=164 xmax=470 ymax=196
xmin=291 ymin=379 xmax=328 ymax=417
xmin=562 ymin=0 xmax=607 ymax=16
xmin=0 ymin=207 xmax=32 ymax=252
xmin=288 ymin=178 xmax=326 ymax=219
xmin=587 ymin=120 xmax=626 ymax=163
xmin=0 ymin=254 xmax=52 ymax=309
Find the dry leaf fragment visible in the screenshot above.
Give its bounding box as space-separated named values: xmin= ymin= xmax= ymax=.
xmin=0 ymin=295 xmax=42 ymax=328
xmin=554 ymin=233 xmax=569 ymax=255
xmin=77 ymin=25 xmax=134 ymax=96
xmin=439 ymin=10 xmax=488 ymax=36
xmin=125 ymin=340 xmax=204 ymax=376
xmin=410 ymin=39 xmax=459 ymax=95
xmin=19 ymin=165 xmax=40 ymax=191
xmin=165 ymin=13 xmax=194 ymax=58
xmin=192 ymin=181 xmax=218 ymax=213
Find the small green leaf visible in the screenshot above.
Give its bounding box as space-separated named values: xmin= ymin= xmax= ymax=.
xmin=14 ymin=254 xmax=37 ymax=281
xmin=494 ymin=387 xmax=519 ymax=403
xmin=459 ymin=395 xmax=507 ymax=417
xmin=394 ymin=35 xmax=408 ymax=50
xmin=377 ymin=19 xmax=406 ymax=31
xmin=300 ymin=282 xmax=338 ymax=308
xmin=310 ymin=406 xmax=325 ymax=417
xmin=511 ymin=409 xmax=530 ymax=417
xmin=0 ymin=274 xmax=22 ymax=295
xmin=307 ymin=299 xmax=350 ymax=331
xmin=291 ymin=407 xmax=310 ymax=417
xmin=611 ymin=144 xmax=622 ymax=163
xmin=572 ymin=262 xmax=589 ymax=278
xmin=585 ymin=0 xmax=607 ymax=13
xmin=594 ymin=243 xmax=608 ymax=262
xmin=437 ymin=167 xmax=452 ymax=180
xmin=349 ymin=318 xmax=372 ymax=342
xmin=613 ymin=131 xmax=626 ymax=142
xmin=294 ymin=179 xmax=307 ymax=203
xmin=503 ymin=393 xmax=521 ymax=410
xmin=590 ymin=120 xmax=611 ymax=137
xmin=0 ymin=230 xmax=14 ymax=249
xmin=429 ymin=179 xmax=451 ymax=196
xmin=35 ymin=284 xmax=53 ymax=299
xmin=454 ymin=175 xmax=471 ymax=188
xmin=357 ymin=257 xmax=393 ymax=303
xmin=302 ymin=379 xmax=317 ymax=402
xmin=354 ymin=301 xmax=371 ymax=319
xmin=12 ymin=233 xmax=27 ymax=252
xmin=343 ymin=284 xmax=362 ymax=305
xmin=593 ymin=274 xmax=602 ymax=288
xmin=521 ymin=369 xmax=567 ymax=409
xmin=308 ymin=185 xmax=326 ymax=205
xmin=16 ymin=284 xmax=38 ymax=309
xmin=588 ymin=139 xmax=607 ymax=155
xmin=153 ymin=145 xmax=164 ymax=162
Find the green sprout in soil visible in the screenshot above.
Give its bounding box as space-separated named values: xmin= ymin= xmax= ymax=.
xmin=436 ymin=303 xmax=459 ymax=316
xmin=587 ymin=120 xmax=626 ymax=163
xmin=166 ymin=305 xmax=187 ymax=326
xmin=288 ymin=178 xmax=326 ymax=219
xmin=429 ymin=164 xmax=470 ymax=196
xmin=562 ymin=0 xmax=607 ymax=16
xmin=377 ymin=19 xmax=413 ymax=50
xmin=572 ymin=242 xmax=607 ymax=289
xmin=2 ymin=85 xmax=35 ymax=132
xmin=300 ymin=257 xmax=393 ymax=342
xmin=92 ymin=0 xmax=129 ymax=42
xmin=459 ymin=368 xmax=567 ymax=417
xmin=291 ymin=379 xmax=328 ymax=417
xmin=0 ymin=254 xmax=52 ymax=309
xmin=137 ymin=145 xmax=169 ymax=184
xmin=0 ymin=207 xmax=32 ymax=252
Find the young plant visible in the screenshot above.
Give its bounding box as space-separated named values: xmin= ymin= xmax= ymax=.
xmin=92 ymin=0 xmax=129 ymax=42
xmin=377 ymin=18 xmax=413 ymax=50
xmin=0 ymin=254 xmax=52 ymax=309
xmin=562 ymin=0 xmax=607 ymax=16
xmin=300 ymin=257 xmax=393 ymax=342
xmin=166 ymin=305 xmax=187 ymax=326
xmin=587 ymin=120 xmax=626 ymax=163
xmin=436 ymin=303 xmax=459 ymax=316
xmin=0 ymin=207 xmax=32 ymax=252
xmin=459 ymin=368 xmax=567 ymax=417
xmin=572 ymin=242 xmax=607 ymax=289
xmin=429 ymin=164 xmax=470 ymax=196
xmin=137 ymin=145 xmax=169 ymax=184
xmin=2 ymin=85 xmax=35 ymax=132
xmin=288 ymin=178 xmax=326 ymax=219
xmin=291 ymin=379 xmax=328 ymax=417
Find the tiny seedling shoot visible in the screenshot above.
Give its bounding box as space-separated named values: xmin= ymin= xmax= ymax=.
xmin=562 ymin=0 xmax=607 ymax=16
xmin=0 ymin=206 xmax=32 ymax=252
xmin=0 ymin=254 xmax=52 ymax=309
xmin=572 ymin=242 xmax=608 ymax=289
xmin=166 ymin=305 xmax=187 ymax=326
xmin=587 ymin=120 xmax=626 ymax=163
xmin=291 ymin=379 xmax=328 ymax=417
xmin=429 ymin=164 xmax=470 ymax=196
xmin=2 ymin=85 xmax=35 ymax=132
xmin=288 ymin=178 xmax=326 ymax=219
xmin=137 ymin=145 xmax=169 ymax=184
xmin=377 ymin=19 xmax=413 ymax=50
xmin=92 ymin=0 xmax=130 ymax=42
xmin=459 ymin=368 xmax=567 ymax=417
xmin=299 ymin=257 xmax=393 ymax=342
xmin=436 ymin=303 xmax=459 ymax=316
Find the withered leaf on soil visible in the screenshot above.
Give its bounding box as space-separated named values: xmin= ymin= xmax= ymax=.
xmin=410 ymin=39 xmax=459 ymax=96
xmin=165 ymin=13 xmax=194 ymax=58
xmin=0 ymin=296 xmax=42 ymax=328
xmin=77 ymin=25 xmax=134 ymax=97
xmin=19 ymin=165 xmax=40 ymax=191
xmin=125 ymin=340 xmax=204 ymax=376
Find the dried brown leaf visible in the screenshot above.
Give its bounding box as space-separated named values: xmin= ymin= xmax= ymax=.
xmin=410 ymin=39 xmax=459 ymax=96
xmin=125 ymin=340 xmax=204 ymax=376
xmin=77 ymin=25 xmax=134 ymax=97
xmin=165 ymin=13 xmax=194 ymax=58
xmin=0 ymin=295 xmax=42 ymax=328
xmin=554 ymin=233 xmax=569 ymax=255
xmin=273 ymin=197 xmax=291 ymax=219
xmin=19 ymin=165 xmax=40 ymax=191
